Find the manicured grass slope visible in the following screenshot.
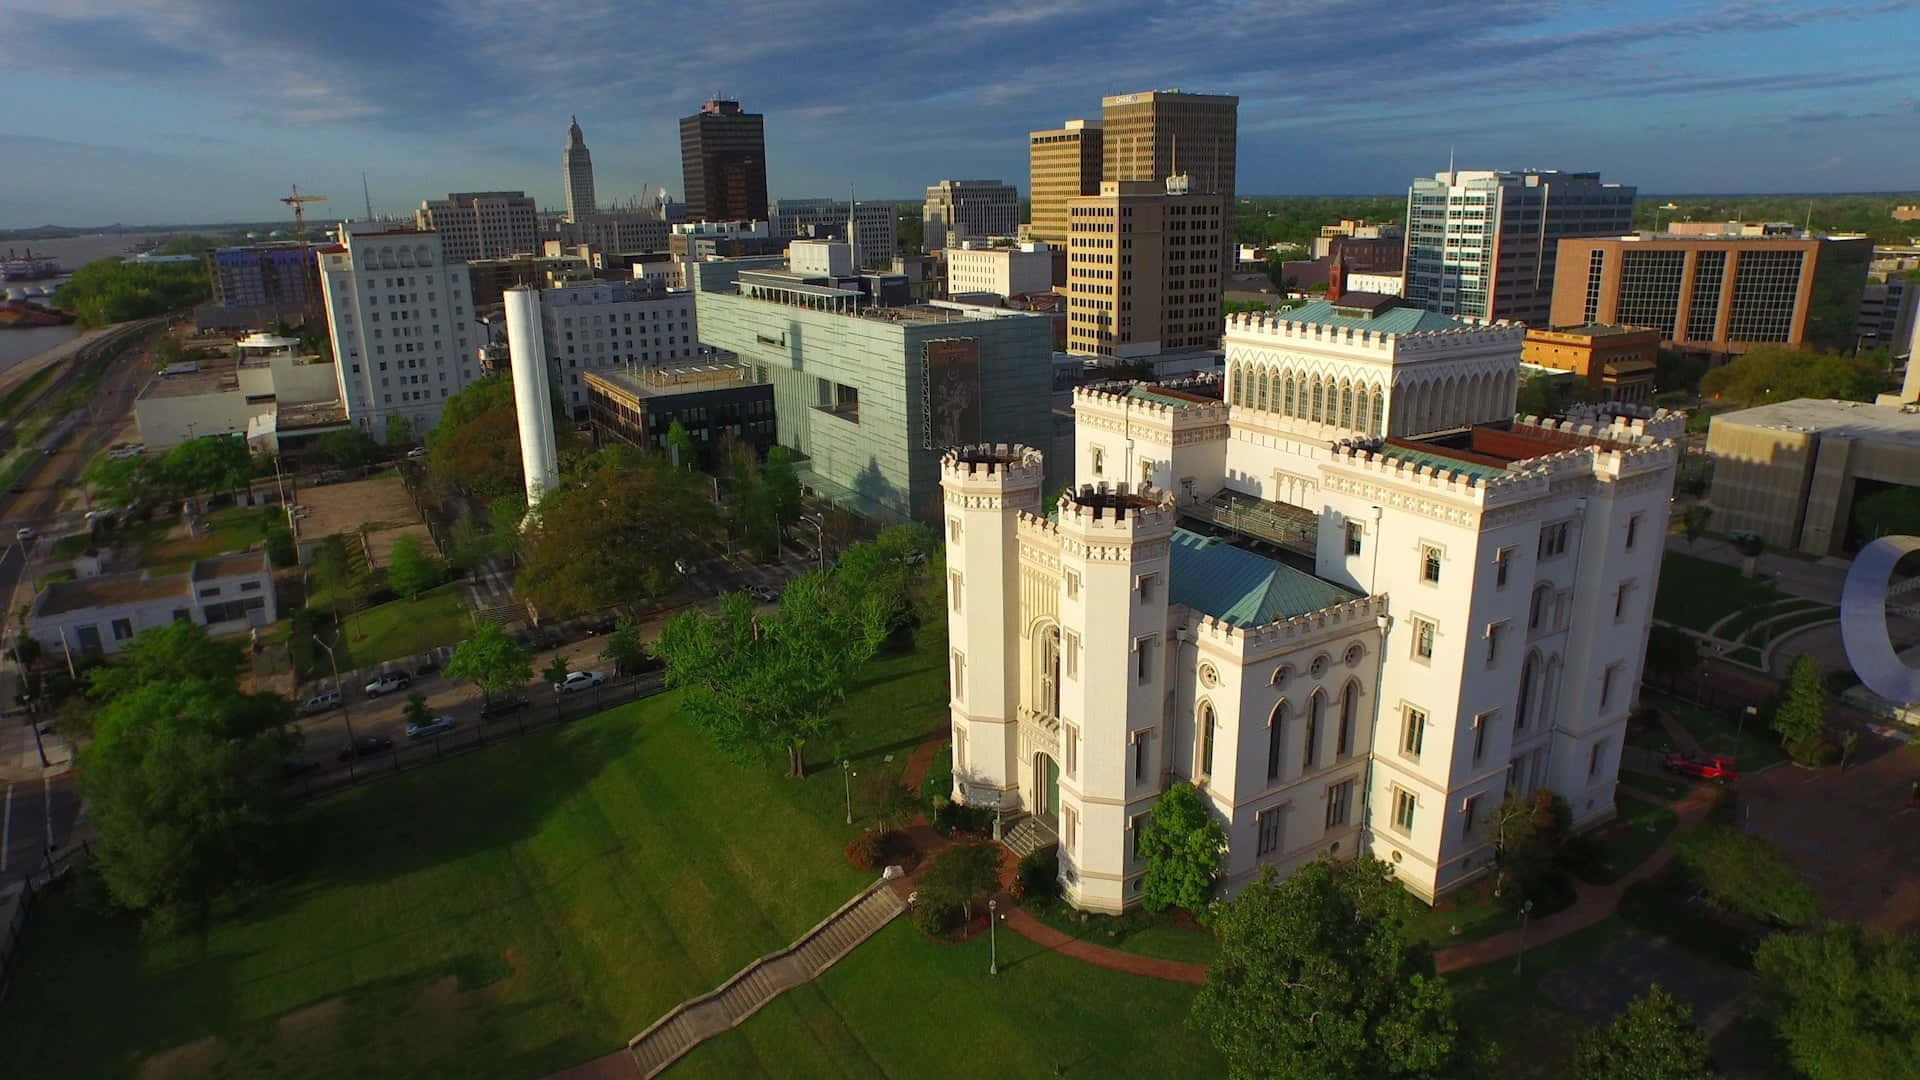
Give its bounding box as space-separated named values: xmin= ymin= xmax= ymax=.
xmin=2 ymin=642 xmax=1058 ymax=1079
xmin=342 ymin=582 xmax=472 ymax=664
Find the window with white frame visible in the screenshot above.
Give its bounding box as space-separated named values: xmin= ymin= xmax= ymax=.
xmin=1486 ymin=621 xmax=1505 ymax=667
xmin=1392 ymin=788 xmax=1416 ymax=832
xmin=954 ymin=726 xmax=967 ymax=770
xmin=1461 ymin=795 xmax=1480 ymax=841
xmin=1135 ymin=634 xmax=1156 ymax=683
xmin=1414 ymin=618 xmax=1436 ymax=661
xmin=1064 ymin=630 xmax=1080 ymax=678
xmin=1063 ymin=804 xmax=1079 ymax=852
xmin=1256 ymin=805 xmax=1286 ymax=857
xmin=1325 ymin=780 xmax=1354 ymax=828
xmin=950 ymin=650 xmax=965 ymax=700
xmin=1137 ymin=572 xmax=1159 ymax=604
xmin=1196 ymin=703 xmax=1217 ymax=780
xmin=1402 ymin=706 xmax=1427 ymax=758
xmin=1065 ymin=570 xmax=1080 ymax=598
xmin=1064 ymin=722 xmax=1080 ymax=778
xmin=1601 ymin=662 xmax=1622 ymax=709
xmin=949 ymin=571 xmax=962 ymax=611
xmin=1421 ymin=544 xmax=1442 ymax=583
xmin=1495 ymin=546 xmax=1513 ymax=587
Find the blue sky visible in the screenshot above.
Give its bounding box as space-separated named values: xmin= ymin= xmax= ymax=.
xmin=1 ymin=0 xmax=1916 ymax=227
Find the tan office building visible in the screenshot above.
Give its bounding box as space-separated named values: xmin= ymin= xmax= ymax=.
xmin=1029 ymin=120 xmax=1103 ymax=248
xmin=1521 ymin=324 xmax=1660 ymax=402
xmin=1101 ymin=90 xmax=1237 ymax=270
xmin=1549 ymin=234 xmax=1872 ymax=355
xmin=1066 ymin=180 xmax=1225 ymax=357
xmin=1706 ymin=398 xmax=1920 ymax=555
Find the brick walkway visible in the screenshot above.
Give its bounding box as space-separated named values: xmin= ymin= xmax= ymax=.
xmin=1001 ymin=907 xmax=1206 ymax=983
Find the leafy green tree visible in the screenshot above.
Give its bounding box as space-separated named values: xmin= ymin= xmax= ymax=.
xmin=1700 ymin=345 xmax=1887 ymax=407
xmin=541 ymin=654 xmax=571 ymax=688
xmin=447 ymin=517 xmax=494 ymax=572
xmin=763 ymin=445 xmax=802 ymax=527
xmin=1517 ymin=372 xmax=1604 ymax=418
xmin=488 ymin=494 xmax=527 ymax=562
xmin=518 ymin=449 xmax=712 ymax=617
xmin=84 ymin=453 xmax=156 ymax=506
xmin=264 ymin=523 xmax=295 ymax=567
xmin=1772 ymin=653 xmax=1828 ymax=758
xmin=1675 ymin=824 xmax=1818 ymax=926
xmin=1192 ymin=856 xmax=1478 ymax=1080
xmin=832 ymin=524 xmax=937 ymax=641
xmin=1572 ymin=984 xmax=1716 ymax=1080
xmin=656 ymin=571 xmax=889 ymax=776
xmin=1756 ymin=923 xmax=1920 ymax=1080
xmin=600 ymin=617 xmax=646 ymax=676
xmin=444 ymin=621 xmax=532 ymax=703
xmin=385 ymin=535 xmax=442 ymax=600
xmin=317 ymin=429 xmax=380 ymax=469
xmin=664 ymin=418 xmax=698 ymax=470
xmin=161 ymin=434 xmax=253 ymax=500
xmin=1137 ymin=781 xmax=1227 ymax=912
xmin=919 ymin=842 xmax=1001 ymax=920
xmin=52 ymin=257 xmax=211 ymax=327
xmin=1681 ymin=504 xmax=1712 ymax=546
xmin=1487 ymin=788 xmax=1570 ymax=901
xmin=386 ymin=413 xmax=415 ymax=449
xmin=402 ymin=691 xmax=430 ymax=729
xmin=77 ymin=622 xmax=291 ymax=924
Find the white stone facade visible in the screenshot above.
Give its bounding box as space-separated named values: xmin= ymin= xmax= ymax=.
xmin=538 ymin=280 xmax=700 ymax=417
xmin=947 ymin=243 xmax=1053 ymax=301
xmin=318 ymin=223 xmax=479 ymax=441
xmin=942 ymin=307 xmax=1681 ymax=911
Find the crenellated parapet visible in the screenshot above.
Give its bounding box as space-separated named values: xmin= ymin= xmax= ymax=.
xmin=1191 ymin=594 xmax=1388 ymax=662
xmin=1073 ymin=385 xmax=1230 ymax=433
xmin=1224 ymin=311 xmax=1527 ymax=356
xmin=940 ymin=443 xmax=1045 ymax=509
xmin=1327 ymin=439 xmax=1505 ymax=500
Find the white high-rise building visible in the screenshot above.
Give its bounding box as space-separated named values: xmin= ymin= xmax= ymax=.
xmin=563 ymin=116 xmax=596 ymax=224
xmin=942 ymin=299 xmax=1681 ymax=913
xmin=536 ymin=279 xmax=700 ymax=418
xmin=923 ymin=180 xmax=1020 ymax=249
xmin=317 ymin=222 xmax=479 ymax=441
xmin=417 ymin=191 xmax=540 ymax=263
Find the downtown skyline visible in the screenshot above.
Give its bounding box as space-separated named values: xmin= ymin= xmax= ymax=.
xmin=1 ymin=0 xmax=1918 ymax=227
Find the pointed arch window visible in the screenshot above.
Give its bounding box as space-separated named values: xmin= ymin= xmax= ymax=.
xmin=1267 ymin=701 xmax=1287 ymax=781
xmin=1340 ymin=385 xmax=1354 ymax=428
xmin=1283 ymin=374 xmax=1295 ymax=415
xmin=1311 ymin=379 xmax=1324 ymax=423
xmin=1039 ymin=626 xmax=1062 ymax=719
xmin=1371 ymin=391 xmax=1384 ymax=436
xmin=1516 ymin=651 xmax=1538 ymax=731
xmin=1197 ymin=701 xmax=1217 ymax=780
xmin=1256 ymin=372 xmax=1269 ymax=411
xmin=1304 ymin=691 xmax=1323 ymax=768
xmin=1338 ymin=681 xmax=1358 ymax=756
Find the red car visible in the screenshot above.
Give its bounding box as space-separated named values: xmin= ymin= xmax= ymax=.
xmin=1661 ymin=751 xmax=1738 ymax=782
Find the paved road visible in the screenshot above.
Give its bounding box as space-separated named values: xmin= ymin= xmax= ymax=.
xmin=0 ymin=773 xmax=80 ymax=886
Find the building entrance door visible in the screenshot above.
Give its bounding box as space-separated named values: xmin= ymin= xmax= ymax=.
xmin=1038 ymin=753 xmax=1060 ymax=828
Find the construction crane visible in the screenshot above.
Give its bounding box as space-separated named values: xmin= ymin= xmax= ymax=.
xmin=280 ymin=184 xmax=327 ymax=239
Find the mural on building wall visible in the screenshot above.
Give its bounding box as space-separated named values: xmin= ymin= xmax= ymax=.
xmin=924 ymin=337 xmax=983 ymax=449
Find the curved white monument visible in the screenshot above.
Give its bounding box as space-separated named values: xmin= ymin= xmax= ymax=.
xmin=1839 ymin=535 xmax=1920 ymax=707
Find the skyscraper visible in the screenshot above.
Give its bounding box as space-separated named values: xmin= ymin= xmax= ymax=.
xmin=1404 ymin=169 xmax=1636 ymax=324
xmin=1100 ymin=90 xmax=1238 ymax=268
xmin=1066 ymin=181 xmax=1225 ymax=357
xmin=679 ymin=99 xmax=769 ymax=223
xmin=1028 ymin=119 xmax=1103 ymax=247
xmin=922 ymin=180 xmax=1020 ymax=249
xmin=564 ymin=116 xmax=596 ymax=223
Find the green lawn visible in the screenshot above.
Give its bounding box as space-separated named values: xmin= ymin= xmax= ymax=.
xmin=340 ymin=584 xmax=472 ymax=665
xmin=1448 ymin=917 xmax=1638 ymax=1079
xmin=0 ymin=635 xmax=1220 ymax=1079
xmin=1028 ymin=897 xmax=1219 ymax=967
xmin=1565 ymin=794 xmax=1678 ymax=886
xmin=1652 ymin=551 xmax=1781 ymax=634
xmin=138 ymin=505 xmax=274 ymax=573
xmin=1402 ymin=879 xmax=1532 ymax=949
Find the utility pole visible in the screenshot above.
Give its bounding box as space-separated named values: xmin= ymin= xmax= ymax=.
xmin=313 ymin=635 xmax=357 ymax=775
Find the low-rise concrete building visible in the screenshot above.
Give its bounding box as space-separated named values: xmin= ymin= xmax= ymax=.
xmin=946 ymin=242 xmax=1054 ymax=302
xmin=28 ymin=552 xmax=277 ymax=657
xmin=584 ymin=360 xmax=775 ymax=468
xmin=1521 ymin=324 xmax=1660 ymax=403
xmin=134 ymin=333 xmax=346 ymax=451
xmin=1706 ymin=397 xmax=1920 ymax=556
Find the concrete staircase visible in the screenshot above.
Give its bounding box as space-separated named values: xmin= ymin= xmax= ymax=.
xmin=625 ymin=877 xmax=906 ymax=1077
xmin=1002 ymin=813 xmax=1058 ymax=863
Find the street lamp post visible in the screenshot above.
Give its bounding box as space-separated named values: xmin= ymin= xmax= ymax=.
xmin=312 ymin=634 xmax=358 ymax=775
xmin=842 ymin=758 xmax=854 ymax=825
xmin=1513 ymin=898 xmax=1535 ymax=975
xmin=803 ymin=514 xmax=827 ymax=574
xmin=989 ymin=898 xmax=999 ymax=975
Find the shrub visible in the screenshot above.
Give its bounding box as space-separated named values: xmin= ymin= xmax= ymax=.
xmin=1015 ymin=845 xmax=1061 ymax=904
xmin=930 ymin=799 xmax=991 ymax=838
xmin=922 ymin=842 xmax=1001 ymax=920
xmin=911 ymin=886 xmax=964 ymax=937
xmin=844 ymin=829 xmax=885 ymax=870
xmin=1138 ymin=781 xmax=1226 ymax=913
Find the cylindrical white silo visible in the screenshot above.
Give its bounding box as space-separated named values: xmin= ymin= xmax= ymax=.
xmin=503 ymin=285 xmax=559 ymax=509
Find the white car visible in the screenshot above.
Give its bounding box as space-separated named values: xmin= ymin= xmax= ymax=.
xmin=364 ymin=671 xmax=411 ymax=697
xmin=555 ymin=670 xmax=606 ymax=694
xmin=15 ymin=526 xmax=33 ymax=542
xmin=406 ymin=447 xmax=428 ymax=459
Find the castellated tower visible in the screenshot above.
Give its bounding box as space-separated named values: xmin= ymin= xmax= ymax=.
xmin=939 ymin=444 xmax=1045 ymax=807
xmin=1048 ymin=482 xmax=1176 ymax=913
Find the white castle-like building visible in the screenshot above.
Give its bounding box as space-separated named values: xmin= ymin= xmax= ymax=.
xmin=941 ymin=296 xmax=1683 ymax=912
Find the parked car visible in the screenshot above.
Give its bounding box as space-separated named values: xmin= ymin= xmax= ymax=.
xmin=300 ymin=688 xmax=343 ymax=715
xmin=745 ymin=584 xmax=779 ymax=602
xmin=15 ymin=526 xmax=33 ymax=542
xmin=1661 ymin=751 xmax=1738 ymax=782
xmin=556 ymin=670 xmax=607 ymax=694
xmin=405 ymin=446 xmax=428 ymax=459
xmin=673 ymin=558 xmax=691 ymax=576
xmin=478 ymin=695 xmax=529 ymax=720
xmin=364 ymin=671 xmax=411 ymax=697
xmin=584 ymin=616 xmax=618 ymax=635
xmin=282 ymin=756 xmax=318 ymax=777
xmin=336 ymin=734 xmax=394 ymax=761
xmin=406 ymin=715 xmax=455 ymax=739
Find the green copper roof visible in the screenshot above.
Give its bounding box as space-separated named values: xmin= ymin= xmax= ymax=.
xmin=1169 ymin=529 xmax=1357 ymax=627
xmin=1279 ymin=299 xmax=1471 ymax=335
xmin=1375 ymin=445 xmax=1510 ymax=483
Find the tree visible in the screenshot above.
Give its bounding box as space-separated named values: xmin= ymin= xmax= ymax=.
xmin=1772 ymin=653 xmax=1828 ymax=759
xmin=518 ymin=449 xmax=713 ymax=618
xmin=1755 ymin=923 xmax=1920 ymax=1080
xmin=1572 ymin=984 xmax=1716 ymax=1080
xmin=656 ymin=571 xmax=889 ymax=776
xmin=160 ymin=434 xmax=253 ymax=501
xmin=600 ymin=618 xmax=646 ymax=676
xmin=428 ymin=404 xmax=523 ymax=496
xmin=1675 ymin=824 xmax=1819 ymax=926
xmin=84 ymin=453 xmax=156 ymax=506
xmin=488 ymin=494 xmax=527 ymax=563
xmin=444 ymin=621 xmax=532 ymax=703
xmin=664 ymin=418 xmax=698 ymax=470
xmin=385 ymin=535 xmax=442 ymax=600
xmin=1853 ymin=485 xmax=1920 ymax=542
xmin=317 ymin=429 xmax=379 ymax=470
xmin=76 ymin=622 xmax=292 ymax=925
xmin=402 ymin=691 xmax=430 ymax=729
xmin=1643 ymin=626 xmax=1701 ymax=685
xmin=919 ymin=842 xmax=1001 ymax=920
xmin=1136 ymin=781 xmax=1227 ymax=912
xmin=386 ymin=413 xmax=416 ymax=449
xmin=1699 ymin=345 xmax=1887 ymax=407
xmin=542 ymin=654 xmax=571 ymax=688
xmin=1191 ymin=857 xmax=1478 ymax=1080
xmin=52 ymin=257 xmax=211 ymax=327
xmin=832 ymin=524 xmax=937 ymax=642
xmin=447 ymin=517 xmax=494 ymax=572
xmin=1487 ymin=788 xmax=1569 ymax=901
xmin=763 ymin=445 xmax=802 ymax=528
xmin=1681 ymin=504 xmax=1712 ymax=546
xmin=1517 ymin=372 xmax=1605 ymax=418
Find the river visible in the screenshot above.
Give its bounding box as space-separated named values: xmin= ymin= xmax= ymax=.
xmin=0 ymin=230 xmax=177 ymax=373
